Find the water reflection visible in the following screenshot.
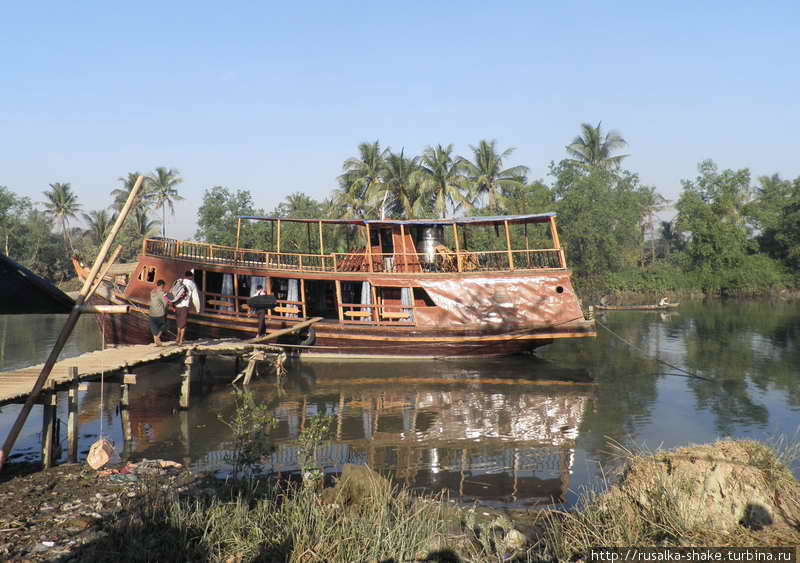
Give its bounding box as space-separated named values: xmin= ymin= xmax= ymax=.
xmin=113 ymin=361 xmax=594 ymax=508
xmin=1 ymin=301 xmax=799 ymax=508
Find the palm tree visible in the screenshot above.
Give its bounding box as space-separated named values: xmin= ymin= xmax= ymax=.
xmin=381 ymin=149 xmax=423 ymax=219
xmin=338 ymin=141 xmax=388 ymax=214
xmin=132 ymin=206 xmax=160 ymax=237
xmin=42 ymin=182 xmax=81 ymax=253
xmin=566 ymin=122 xmax=628 ymax=169
xmin=146 ymin=167 xmax=184 ymax=237
xmin=110 ymin=172 xmax=146 ymax=213
xmin=83 ymin=209 xmax=116 ymax=246
xmin=418 ymin=144 xmax=469 ymax=218
xmin=460 ymin=140 xmax=529 ymax=214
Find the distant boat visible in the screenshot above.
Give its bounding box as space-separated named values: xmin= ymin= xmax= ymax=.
xmin=595 ymin=302 xmax=680 ymax=311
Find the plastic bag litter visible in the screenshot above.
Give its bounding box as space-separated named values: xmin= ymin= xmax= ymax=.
xmin=87 ymin=439 xmax=115 ymax=470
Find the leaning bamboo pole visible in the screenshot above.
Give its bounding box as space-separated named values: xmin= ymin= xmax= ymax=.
xmin=0 ymin=175 xmax=145 ymax=471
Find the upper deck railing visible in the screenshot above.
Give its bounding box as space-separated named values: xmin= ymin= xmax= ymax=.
xmin=142 ymin=238 xmax=566 ymax=274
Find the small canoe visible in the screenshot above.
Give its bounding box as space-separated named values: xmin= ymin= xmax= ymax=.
xmin=595 ymin=303 xmax=680 ymax=311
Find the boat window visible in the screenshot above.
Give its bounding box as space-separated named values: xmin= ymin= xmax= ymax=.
xmin=138 ymin=266 xmax=156 ymax=283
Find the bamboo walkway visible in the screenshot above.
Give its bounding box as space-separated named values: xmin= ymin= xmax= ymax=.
xmin=0 ymin=339 xmax=283 ymax=406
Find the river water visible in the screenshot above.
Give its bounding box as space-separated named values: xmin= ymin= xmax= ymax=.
xmin=1 ymin=301 xmax=798 ymax=509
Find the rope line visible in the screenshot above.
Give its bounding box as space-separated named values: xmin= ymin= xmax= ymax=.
xmin=594 ymin=317 xmax=716 ymax=384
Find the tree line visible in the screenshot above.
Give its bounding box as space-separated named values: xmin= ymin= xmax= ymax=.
xmin=0 ymin=167 xmax=183 ymax=282
xmin=1 ymin=123 xmax=798 ymax=295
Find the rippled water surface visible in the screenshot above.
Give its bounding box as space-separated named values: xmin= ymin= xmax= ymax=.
xmin=1 ymin=301 xmax=798 ymax=509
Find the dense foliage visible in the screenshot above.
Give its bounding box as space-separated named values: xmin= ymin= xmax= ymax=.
xmin=2 ymin=122 xmax=798 ymax=294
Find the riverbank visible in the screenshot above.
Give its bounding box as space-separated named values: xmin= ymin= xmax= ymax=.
xmin=1 ymin=439 xmax=797 ymax=562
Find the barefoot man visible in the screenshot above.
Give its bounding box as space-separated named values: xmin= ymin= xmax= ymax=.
xmin=171 ymin=270 xmax=200 ymax=346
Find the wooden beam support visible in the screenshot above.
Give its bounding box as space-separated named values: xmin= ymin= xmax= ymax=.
xmin=79 ymin=304 xmax=129 ymax=314
xmin=248 ymin=317 xmax=322 ymax=345
xmin=318 ymin=220 xmax=324 ymax=256
xmin=276 ymin=219 xmax=281 ymax=253
xmin=40 ymin=390 xmax=58 ymax=468
xmin=180 ymin=352 xmax=193 ymax=409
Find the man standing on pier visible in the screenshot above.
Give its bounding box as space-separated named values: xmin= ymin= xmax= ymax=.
xmin=171 ymin=270 xmax=200 ymax=346
xmin=149 ymin=279 xmax=168 ymax=346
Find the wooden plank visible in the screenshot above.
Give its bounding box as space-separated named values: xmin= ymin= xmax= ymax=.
xmin=249 ymin=317 xmax=322 ymax=344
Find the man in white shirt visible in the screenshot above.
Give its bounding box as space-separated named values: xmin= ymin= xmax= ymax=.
xmin=171 ymin=270 xmax=200 ymax=346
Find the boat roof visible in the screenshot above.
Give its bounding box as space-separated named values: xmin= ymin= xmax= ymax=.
xmin=237 ymin=212 xmax=556 ymax=227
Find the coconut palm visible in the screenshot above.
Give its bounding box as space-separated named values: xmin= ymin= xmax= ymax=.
xmin=146 ymin=167 xmax=184 ymax=237
xmin=83 ymin=209 xmax=116 ymax=246
xmin=42 ymin=182 xmax=81 ymax=253
xmin=418 ymin=144 xmax=470 ymax=218
xmin=110 ymin=172 xmax=147 ymax=213
xmin=460 ymin=140 xmax=529 ymax=214
xmin=132 ymin=206 xmax=160 ymax=237
xmin=566 ymin=122 xmax=628 ymax=170
xmin=381 ymin=149 xmax=423 ymax=219
xmin=339 ymin=141 xmax=388 ymax=210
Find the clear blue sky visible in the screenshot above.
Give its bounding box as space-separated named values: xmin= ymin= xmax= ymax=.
xmin=2 ymin=1 xmax=798 ymax=238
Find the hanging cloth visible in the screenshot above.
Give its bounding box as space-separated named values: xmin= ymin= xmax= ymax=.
xmin=287 ymin=279 xmax=300 ymax=318
xmin=221 ymin=273 xmax=234 ymax=306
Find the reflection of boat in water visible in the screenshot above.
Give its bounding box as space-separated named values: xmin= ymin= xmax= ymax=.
xmin=76 ymin=360 xmax=592 ymax=507
xmin=197 ymin=364 xmax=593 ymax=507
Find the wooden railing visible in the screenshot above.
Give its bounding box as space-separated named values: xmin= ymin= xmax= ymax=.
xmin=143 ymin=238 xmax=565 ymax=274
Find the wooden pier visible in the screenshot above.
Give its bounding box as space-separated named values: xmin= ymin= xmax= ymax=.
xmin=0 ymin=335 xmax=307 ymax=468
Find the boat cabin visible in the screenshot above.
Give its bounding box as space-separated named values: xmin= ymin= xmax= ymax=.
xmin=133 ymin=213 xmax=572 ymax=329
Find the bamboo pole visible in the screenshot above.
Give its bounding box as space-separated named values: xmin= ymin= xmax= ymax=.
xmin=276 ymin=220 xmax=281 ymax=253
xmin=79 ymin=304 xmax=130 ymax=314
xmin=86 ymin=245 xmax=123 ymax=299
xmin=318 ymin=221 xmax=324 ymax=256
xmin=0 ymin=175 xmax=145 ymax=471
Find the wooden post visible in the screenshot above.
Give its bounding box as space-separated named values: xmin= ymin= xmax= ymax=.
xmin=67 ymin=366 xmax=79 ymax=463
xmin=235 ymin=217 xmax=242 ymax=252
xmin=399 ymin=225 xmax=407 ymax=273
xmin=503 ymin=220 xmax=514 ymax=270
xmin=335 ymin=281 xmax=344 ymax=322
xmin=276 ymin=220 xmax=281 ymax=253
xmin=300 ymin=278 xmax=307 ymax=318
xmin=0 ymin=175 xmax=144 ymax=471
xmin=180 ymin=352 xmax=193 ymax=409
xmin=233 ymin=274 xmax=239 ymax=315
xmin=318 ymin=221 xmax=324 ymax=256
xmin=41 ymin=390 xmax=58 ymax=468
xmin=364 ymin=225 xmax=374 ymax=272
xmin=549 ymin=216 xmax=565 ymax=268
xmin=452 ymin=223 xmax=462 ymax=272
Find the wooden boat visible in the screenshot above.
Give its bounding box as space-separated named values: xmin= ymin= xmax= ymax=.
xmin=594 ymin=302 xmax=680 ymax=311
xmin=76 ymin=213 xmax=596 ymax=358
